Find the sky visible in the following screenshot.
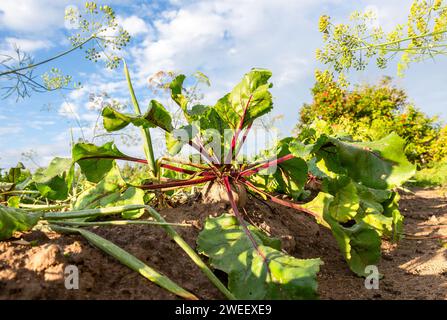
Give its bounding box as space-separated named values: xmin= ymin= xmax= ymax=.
xmin=0 ymin=0 xmax=446 ymax=170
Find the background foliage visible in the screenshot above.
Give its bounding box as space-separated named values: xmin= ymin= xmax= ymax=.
xmin=298 ymin=76 xmax=447 ymax=168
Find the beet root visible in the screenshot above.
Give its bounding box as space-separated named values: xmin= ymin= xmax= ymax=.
xmin=201 ymin=180 xmax=247 ymax=208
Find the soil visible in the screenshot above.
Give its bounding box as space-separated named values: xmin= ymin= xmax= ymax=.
xmin=0 ymin=188 xmax=446 ymax=300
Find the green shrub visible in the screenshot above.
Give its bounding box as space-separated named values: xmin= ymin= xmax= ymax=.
xmin=430 ymin=125 xmax=447 ymax=163
xmin=298 ymin=77 xmax=446 ymax=167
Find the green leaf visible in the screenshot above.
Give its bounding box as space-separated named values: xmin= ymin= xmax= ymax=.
xmin=33 ymin=157 xmax=73 ymax=200
xmin=74 ymin=163 xmax=145 ymax=219
xmin=197 ymin=214 xmax=321 ymax=299
xmin=193 ymin=71 xmax=211 ymax=86
xmin=230 ymin=246 xmax=321 ymax=299
xmin=165 ymin=124 xmax=196 ymax=156
xmin=354 ymin=184 xmax=399 ymax=239
xmin=110 ymin=187 xmax=146 ymax=219
xmin=190 ymin=106 xmax=230 ymax=157
xmin=214 ymin=69 xmax=273 ymax=129
xmin=169 ymin=74 xmax=189 ymax=115
xmin=323 ymin=175 xmax=359 ymax=223
xmin=320 ymin=133 xmax=416 ymax=189
xmin=382 ymin=191 xmax=403 ymax=241
xmin=302 ymin=192 xmax=332 ymax=227
xmin=252 ymin=139 xmax=308 ymax=200
xmin=356 ymin=184 xmax=392 ymax=213
xmin=318 ymin=193 xmax=381 ymax=276
xmin=7 ymin=162 xmax=25 ymax=184
xmin=276 ymin=140 xmax=308 ymax=199
xmin=102 ymin=100 xmax=173 ymax=132
xmin=0 ymin=205 xmax=41 ymax=240
xmin=145 ymin=100 xmax=174 ymax=132
xmin=289 ymin=135 xmax=329 ymax=160
xmin=195 ymin=106 xmax=229 ymax=134
xmin=358 ymin=211 xmax=394 ymax=239
xmin=72 ymin=142 xmax=129 ymax=183
xmin=303 ymin=192 xmax=381 ymax=276
xmin=102 ymin=107 xmax=134 ymax=132
xmin=7 ymin=196 xmax=20 ymax=208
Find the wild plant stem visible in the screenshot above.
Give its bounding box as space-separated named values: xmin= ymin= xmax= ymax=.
xmin=123 ymin=60 xmax=157 ymax=176
xmin=43 ymin=204 xmax=144 ymax=220
xmin=0 ymin=36 xmax=94 ymax=77
xmin=352 ymin=29 xmax=447 ymax=51
xmin=20 ymin=203 xmax=68 ymax=211
xmin=43 ymin=204 xmax=233 ymax=298
xmin=144 ymin=205 xmax=236 ymax=300
xmin=51 ymin=220 xmax=191 ymax=227
xmin=0 ymin=190 xmax=40 ymax=196
xmin=50 ymin=224 xmax=198 ymax=300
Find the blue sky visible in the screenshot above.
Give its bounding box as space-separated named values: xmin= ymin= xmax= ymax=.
xmin=0 ymin=0 xmax=446 ymax=169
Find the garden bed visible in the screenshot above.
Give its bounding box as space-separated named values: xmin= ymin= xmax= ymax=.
xmin=1 ymin=188 xmax=445 ymax=300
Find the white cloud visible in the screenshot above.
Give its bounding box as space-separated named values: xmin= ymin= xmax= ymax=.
xmin=0 ymin=125 xmax=22 ymax=135
xmin=0 ymin=139 xmax=70 ymax=170
xmin=28 ymin=120 xmax=55 ymax=130
xmin=2 ymin=0 xmax=446 ymax=169
xmin=363 ymin=2 xmax=409 ymax=31
xmin=2 ymin=37 xmax=52 ymax=53
xmin=118 ymin=15 xmax=151 ymax=36
xmin=0 ymin=0 xmax=134 ymax=33
xmin=0 ymin=0 xmax=65 ymax=33
xmin=58 ymin=101 xmax=79 ymax=119
xmin=129 ymin=0 xmax=343 ymax=134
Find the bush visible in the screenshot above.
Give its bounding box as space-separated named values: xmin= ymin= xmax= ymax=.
xmin=298 ymin=77 xmax=446 ymax=167
xmin=430 ymin=125 xmax=447 ymax=163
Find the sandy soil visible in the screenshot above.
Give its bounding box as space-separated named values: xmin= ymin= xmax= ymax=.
xmin=0 ymin=188 xmax=445 ymax=300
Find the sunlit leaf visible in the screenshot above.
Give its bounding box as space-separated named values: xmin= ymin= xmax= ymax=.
xmin=197 ymin=214 xmax=321 ymax=299
xmin=319 ymin=133 xmax=416 ymax=189
xmin=33 ymin=157 xmax=73 ymax=200
xmin=74 ymin=163 xmax=145 ymax=219
xmin=214 ymin=69 xmax=273 ymax=129
xmin=72 ymin=142 xmax=129 ymax=183
xmin=0 ymin=205 xmax=41 ymax=240
xmin=102 ymin=100 xmax=173 ymax=132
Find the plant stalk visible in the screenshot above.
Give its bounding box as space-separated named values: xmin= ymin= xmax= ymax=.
xmin=144 ymin=205 xmax=236 ymax=300
xmin=20 ymin=203 xmax=68 ymax=211
xmin=0 ymin=37 xmax=94 ymax=77
xmin=43 ymin=204 xmax=144 ymax=220
xmin=52 ymin=220 xmax=191 ymax=227
xmin=50 ymin=224 xmax=198 ymax=300
xmin=123 ymin=60 xmax=157 ymax=176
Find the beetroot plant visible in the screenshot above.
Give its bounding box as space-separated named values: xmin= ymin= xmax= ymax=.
xmin=0 ymin=66 xmax=415 ymax=300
